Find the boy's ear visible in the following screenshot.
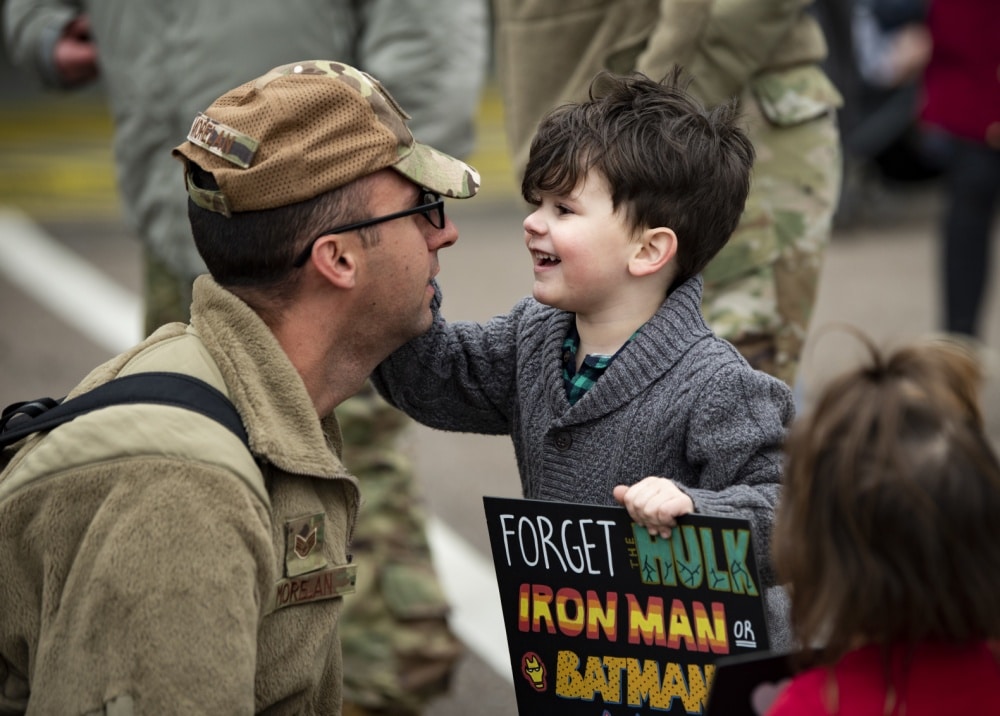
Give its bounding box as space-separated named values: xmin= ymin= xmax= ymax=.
xmin=310 ymin=234 xmax=358 ymax=289
xmin=629 ymin=227 xmax=677 ymax=277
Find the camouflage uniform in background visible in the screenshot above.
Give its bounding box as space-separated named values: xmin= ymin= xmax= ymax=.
xmin=493 ymin=0 xmax=843 ymax=386
xmin=337 ymin=384 xmax=463 ymax=716
xmin=144 ymin=254 xmax=193 ymax=336
xmin=701 ymin=70 xmax=843 ymax=386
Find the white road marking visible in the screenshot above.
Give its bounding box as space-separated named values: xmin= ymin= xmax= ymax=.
xmin=427 ymin=519 xmax=512 ymax=680
xmin=0 ymin=207 xmax=142 ymax=349
xmin=0 ymin=206 xmax=513 ymax=682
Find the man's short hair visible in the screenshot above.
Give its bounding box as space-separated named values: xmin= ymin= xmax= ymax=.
xmin=186 ymin=163 xmax=368 ymax=296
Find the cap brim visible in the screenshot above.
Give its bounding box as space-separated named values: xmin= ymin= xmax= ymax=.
xmin=393 ymin=142 xmax=480 ymax=199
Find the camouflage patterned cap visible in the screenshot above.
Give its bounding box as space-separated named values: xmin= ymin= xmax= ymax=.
xmin=172 ymin=60 xmax=480 ymax=217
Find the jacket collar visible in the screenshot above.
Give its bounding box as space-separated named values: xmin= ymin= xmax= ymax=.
xmin=189 ymin=276 xmax=350 ymax=481
xmin=546 ymin=275 xmax=713 ymax=423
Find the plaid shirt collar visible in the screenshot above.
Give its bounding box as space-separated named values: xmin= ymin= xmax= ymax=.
xmin=561 ymin=322 xmax=639 ymax=405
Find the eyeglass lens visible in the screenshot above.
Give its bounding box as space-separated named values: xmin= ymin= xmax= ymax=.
xmin=421 ymin=191 xmax=445 ymax=229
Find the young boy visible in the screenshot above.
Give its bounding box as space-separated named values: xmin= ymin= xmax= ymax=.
xmin=373 ymin=69 xmax=795 ymax=643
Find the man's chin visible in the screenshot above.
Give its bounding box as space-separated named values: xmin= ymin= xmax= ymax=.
xmin=413 ymin=309 xmax=434 ymax=336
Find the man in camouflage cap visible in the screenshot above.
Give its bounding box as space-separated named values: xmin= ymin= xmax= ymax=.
xmin=176 ymin=60 xmax=476 ymax=716
xmin=0 ymin=60 xmax=477 ymax=713
xmin=4 ymin=3 xmax=486 ymax=712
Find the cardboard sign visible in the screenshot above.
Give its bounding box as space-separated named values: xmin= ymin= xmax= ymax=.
xmin=483 ymin=496 xmax=771 ymax=715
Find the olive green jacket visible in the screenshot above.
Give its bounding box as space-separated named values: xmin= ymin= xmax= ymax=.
xmin=494 ymin=0 xmax=837 ymax=171
xmin=0 ymin=276 xmax=359 ymax=714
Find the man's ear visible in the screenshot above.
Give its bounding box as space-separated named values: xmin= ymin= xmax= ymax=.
xmin=629 ymin=226 xmax=677 ymax=277
xmin=310 ymin=234 xmax=358 ymax=288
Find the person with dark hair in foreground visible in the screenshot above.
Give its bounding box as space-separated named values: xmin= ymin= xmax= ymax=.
xmin=769 ymin=332 xmax=1000 ymax=714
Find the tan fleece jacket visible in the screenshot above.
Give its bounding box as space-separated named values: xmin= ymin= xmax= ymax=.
xmin=0 ymin=276 xmax=359 ymax=714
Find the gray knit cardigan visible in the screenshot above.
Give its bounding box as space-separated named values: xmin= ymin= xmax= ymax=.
xmin=374 ymin=275 xmax=795 ymax=641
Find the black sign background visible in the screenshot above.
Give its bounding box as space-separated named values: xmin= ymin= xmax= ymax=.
xmin=483 ymin=496 xmax=771 ymax=716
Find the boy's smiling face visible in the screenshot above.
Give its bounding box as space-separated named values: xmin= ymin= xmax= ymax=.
xmin=523 ymin=170 xmax=638 ymax=316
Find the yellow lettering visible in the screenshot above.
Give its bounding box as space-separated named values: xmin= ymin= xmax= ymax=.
xmin=556 ymin=588 xmax=585 ymax=637
xmin=625 ymin=658 xmax=661 ymax=708
xmin=626 ymin=593 xmax=666 ymax=646
xmin=667 ymin=598 xmax=697 ymax=651
xmin=587 ymin=591 xmax=618 ymax=641
xmin=693 ymin=602 xmax=730 ymax=654
xmin=659 ymin=662 xmax=688 ymax=710
xmin=585 ymin=654 xmax=612 ymax=702
xmin=554 ymin=649 xmax=716 ymax=712
xmin=555 ymin=650 xmax=585 ymax=698
xmin=603 ymin=656 xmax=628 ymax=705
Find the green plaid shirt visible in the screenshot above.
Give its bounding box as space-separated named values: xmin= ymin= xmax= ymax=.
xmin=561 ymin=323 xmax=638 ymax=405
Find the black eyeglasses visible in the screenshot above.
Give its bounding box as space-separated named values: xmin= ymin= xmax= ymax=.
xmin=292 ymin=189 xmax=445 ymax=268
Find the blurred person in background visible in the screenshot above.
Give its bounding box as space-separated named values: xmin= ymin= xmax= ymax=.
xmin=919 ymin=0 xmax=1000 ymax=340
xmin=491 ymin=0 xmax=843 ymax=390
xmin=814 ymin=0 xmax=936 ymax=226
xmin=3 ymin=3 xmax=489 ymax=714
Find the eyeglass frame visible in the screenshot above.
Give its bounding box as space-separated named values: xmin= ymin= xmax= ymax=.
xmin=291 ymin=189 xmax=445 ymax=268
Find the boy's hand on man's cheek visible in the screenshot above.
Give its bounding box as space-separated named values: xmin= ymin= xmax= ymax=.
xmin=613 ymin=476 xmax=695 ymax=539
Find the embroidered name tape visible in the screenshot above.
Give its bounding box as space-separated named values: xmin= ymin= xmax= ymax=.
xmin=272 ymin=563 xmax=358 ymax=611
xmin=186 ymin=112 xmax=259 ymax=169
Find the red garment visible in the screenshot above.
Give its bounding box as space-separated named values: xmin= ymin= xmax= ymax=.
xmin=920 ymin=0 xmax=1000 ymax=145
xmin=767 ymin=642 xmax=1000 ymax=715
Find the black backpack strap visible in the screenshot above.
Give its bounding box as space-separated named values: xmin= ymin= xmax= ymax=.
xmin=0 ymin=372 xmax=249 ymax=450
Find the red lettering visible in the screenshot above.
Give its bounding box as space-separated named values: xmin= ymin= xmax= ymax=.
xmin=274 ymin=569 xmax=346 ymax=610
xmin=276 ymin=582 xmax=290 ymax=607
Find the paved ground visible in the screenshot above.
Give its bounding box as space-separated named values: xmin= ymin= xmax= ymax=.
xmin=2 ymin=56 xmax=999 ymax=715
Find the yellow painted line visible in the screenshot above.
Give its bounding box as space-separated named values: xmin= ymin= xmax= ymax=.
xmin=0 ymin=82 xmax=520 ymax=221
xmin=0 ymin=98 xmax=120 ymax=220
xmin=465 ymin=82 xmax=520 ymax=202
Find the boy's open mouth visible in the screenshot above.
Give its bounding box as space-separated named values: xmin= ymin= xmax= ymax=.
xmin=532 ymin=251 xmax=561 ymax=266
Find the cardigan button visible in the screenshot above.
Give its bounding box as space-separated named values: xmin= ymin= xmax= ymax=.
xmin=553 ymin=431 xmax=572 ymax=451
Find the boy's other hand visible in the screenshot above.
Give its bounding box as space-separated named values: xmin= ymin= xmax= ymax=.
xmin=613 ymin=476 xmax=694 ymax=539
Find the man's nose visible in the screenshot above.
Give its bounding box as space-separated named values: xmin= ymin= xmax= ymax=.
xmin=429 ymin=215 xmax=459 ymax=250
